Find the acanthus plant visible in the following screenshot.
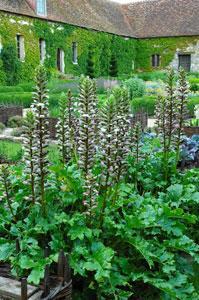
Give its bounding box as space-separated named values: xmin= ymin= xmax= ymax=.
xmin=0 ymin=69 xmax=198 ymax=299
xmin=130 ymin=121 xmax=143 ymax=164
xmin=0 ymin=164 xmax=16 ymax=221
xmin=77 ymin=76 xmax=99 ymax=217
xmin=22 ymin=110 xmax=36 ymax=204
xmin=99 ymin=95 xmax=117 ymax=191
xmin=112 ymin=87 xmax=131 ymax=183
xmin=56 ymin=90 xmax=77 ymax=164
xmin=31 ymin=65 xmax=50 ymax=212
xmin=174 ymin=67 xmax=189 ymax=165
xmin=155 ymin=67 xmax=190 ymax=180
xmin=155 ymin=68 xmax=178 ymax=180
xmin=164 ymin=67 xmax=178 ymax=150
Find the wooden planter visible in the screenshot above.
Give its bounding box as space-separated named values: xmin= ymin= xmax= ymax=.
xmin=183 ymin=126 xmax=199 ymax=137
xmin=131 ymin=111 xmax=148 ymax=130
xmin=48 ymin=117 xmax=58 ymax=139
xmin=0 ymin=105 xmax=23 ymax=125
xmin=0 ymin=250 xmax=72 ymax=300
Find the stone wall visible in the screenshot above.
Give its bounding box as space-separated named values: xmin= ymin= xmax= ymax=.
xmin=170 ymin=40 xmax=199 ymax=72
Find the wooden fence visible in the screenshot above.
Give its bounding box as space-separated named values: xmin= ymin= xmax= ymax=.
xmin=0 ymin=242 xmax=72 ymax=300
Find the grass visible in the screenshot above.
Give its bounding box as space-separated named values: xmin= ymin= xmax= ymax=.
xmin=0 ymin=140 xmax=60 ymax=164
xmin=0 ymin=140 xmax=23 ymax=162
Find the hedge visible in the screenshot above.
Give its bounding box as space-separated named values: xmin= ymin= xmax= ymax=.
xmin=131 ymin=95 xmax=199 ymax=117
xmin=0 ymin=92 xmax=61 ymax=108
xmin=135 ymin=71 xmax=167 ymax=82
xmin=0 ymin=86 xmax=24 ymax=93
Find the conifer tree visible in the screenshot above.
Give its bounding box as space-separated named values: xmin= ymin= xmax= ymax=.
xmin=86 ymin=48 xmax=95 ymax=79
xmin=109 ymin=53 xmax=118 ymax=78
xmin=1 ymin=44 xmax=21 ymax=85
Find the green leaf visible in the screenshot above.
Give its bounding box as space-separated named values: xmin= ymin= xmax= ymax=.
xmin=68 ymin=226 xmax=92 ymax=240
xmin=28 ymin=267 xmax=44 ymax=285
xmin=83 ymin=242 xmax=114 ymax=282
xmin=192 ymin=192 xmax=199 ymax=203
xmin=19 ymin=256 xmax=35 ymax=269
xmin=0 ymin=243 xmax=14 ymax=261
xmin=127 ymin=237 xmax=155 ymax=268
xmin=167 ymin=184 xmax=183 ymax=200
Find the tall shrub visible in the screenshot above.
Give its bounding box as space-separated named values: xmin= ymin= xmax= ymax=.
xmin=0 ymin=59 xmax=6 ymax=85
xmin=1 ymin=44 xmax=21 ymax=85
xmin=86 ymin=48 xmax=95 ymax=79
xmin=109 ymin=53 xmax=118 ymax=77
xmin=124 ymin=77 xmax=145 ymax=99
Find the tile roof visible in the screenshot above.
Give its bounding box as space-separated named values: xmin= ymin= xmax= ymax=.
xmin=0 ymin=0 xmax=198 ymax=38
xmin=122 ymin=0 xmax=199 ymax=38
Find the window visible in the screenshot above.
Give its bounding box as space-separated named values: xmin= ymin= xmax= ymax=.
xmin=152 ymin=54 xmax=160 ymax=67
xmin=16 ymin=35 xmax=25 ymax=61
xmin=178 ymin=54 xmax=191 ymax=72
xmin=36 ymin=0 xmax=47 ymax=16
xmin=39 ymin=38 xmax=46 ymax=63
xmin=57 ymin=48 xmax=65 ymax=73
xmin=72 ymin=42 xmax=78 ymax=64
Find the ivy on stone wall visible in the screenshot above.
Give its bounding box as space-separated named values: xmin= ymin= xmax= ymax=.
xmin=0 ymin=12 xmax=136 ymax=82
xmin=0 ymin=11 xmax=198 ymax=82
xmin=136 ymin=37 xmax=199 ymax=71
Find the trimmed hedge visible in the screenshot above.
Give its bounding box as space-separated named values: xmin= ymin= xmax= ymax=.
xmin=0 ymin=92 xmax=61 ymax=108
xmin=135 ymin=71 xmax=167 ymax=82
xmin=0 ymin=92 xmax=32 ymax=107
xmin=0 ymin=86 xmax=24 ymax=93
xmin=131 ymin=95 xmax=199 ymax=117
xmin=131 ymin=96 xmax=156 ymax=116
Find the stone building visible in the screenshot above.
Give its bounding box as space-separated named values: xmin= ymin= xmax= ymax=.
xmin=0 ymin=0 xmax=198 ymax=80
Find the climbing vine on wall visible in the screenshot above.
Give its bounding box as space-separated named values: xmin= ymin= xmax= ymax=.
xmin=0 ymin=12 xmax=136 ymax=81
xmin=0 ymin=11 xmax=198 ymax=81
xmin=136 ymin=37 xmax=199 ymax=71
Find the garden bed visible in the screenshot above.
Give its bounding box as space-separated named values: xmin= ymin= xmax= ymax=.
xmin=183 ymin=126 xmax=199 ymax=136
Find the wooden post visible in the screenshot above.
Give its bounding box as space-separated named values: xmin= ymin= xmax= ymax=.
xmin=16 ymin=238 xmax=20 ymax=254
xmin=57 ymin=250 xmax=65 ymax=278
xmin=64 ymin=255 xmax=71 ymax=284
xmin=43 ymin=246 xmax=50 ymax=297
xmin=21 ymin=278 xmax=28 ymax=300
